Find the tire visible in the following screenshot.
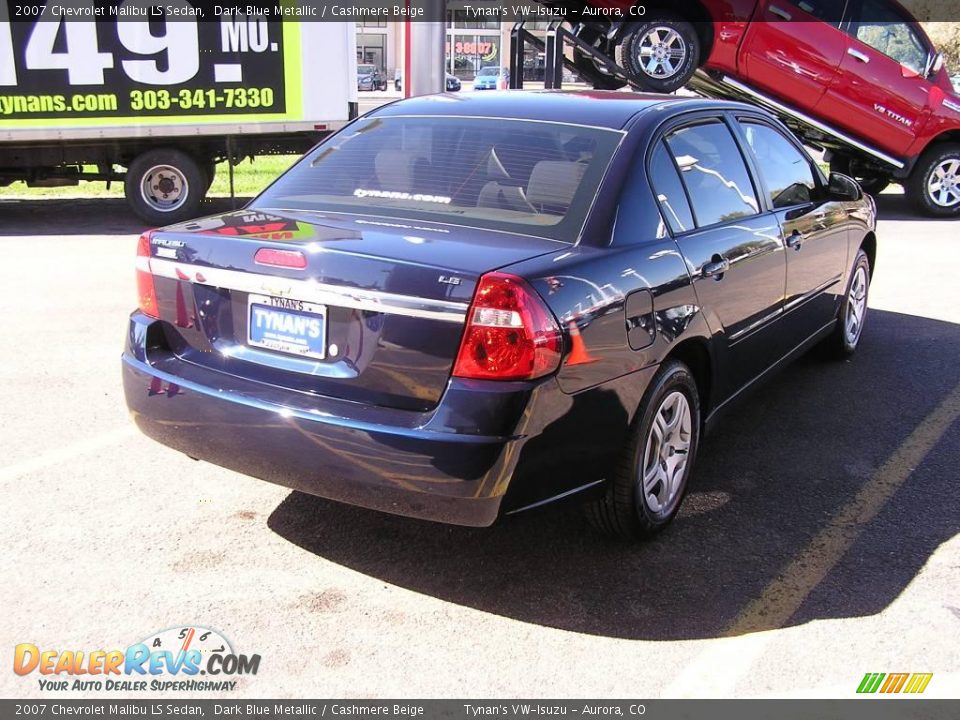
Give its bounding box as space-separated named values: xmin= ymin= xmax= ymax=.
xmin=829 ymin=157 xmax=890 ymax=196
xmin=824 ymin=249 xmax=871 ymax=359
xmin=906 ymin=142 xmax=960 ymax=218
xmin=571 ymin=25 xmax=627 ymax=90
xmin=586 ymin=360 xmax=700 ymax=540
xmin=125 ymin=148 xmax=205 ymax=225
xmin=616 ymin=17 xmax=701 ymax=94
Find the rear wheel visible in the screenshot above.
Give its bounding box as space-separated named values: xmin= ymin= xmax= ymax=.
xmin=906 ymin=143 xmax=960 ymax=218
xmin=125 ymin=148 xmax=205 ymax=225
xmin=586 ymin=360 xmax=700 ymax=540
xmin=616 ymin=17 xmax=700 ymax=94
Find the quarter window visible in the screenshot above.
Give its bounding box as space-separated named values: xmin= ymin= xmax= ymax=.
xmin=853 ymin=0 xmax=928 ymax=73
xmin=664 ymin=121 xmax=759 ymax=228
xmin=649 ymin=141 xmax=694 ymax=233
xmin=740 ymin=122 xmax=817 ymax=208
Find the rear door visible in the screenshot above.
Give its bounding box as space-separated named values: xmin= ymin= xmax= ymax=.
xmin=816 ymin=0 xmax=935 ymax=155
xmin=652 ymin=117 xmax=788 ymax=399
xmin=734 ymin=117 xmax=851 ymax=340
xmin=739 ymin=0 xmax=848 ymax=111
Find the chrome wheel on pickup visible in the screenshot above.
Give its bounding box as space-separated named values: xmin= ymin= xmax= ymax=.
xmin=908 ymin=142 xmax=960 ymax=218
xmin=617 ymin=17 xmax=701 ymax=94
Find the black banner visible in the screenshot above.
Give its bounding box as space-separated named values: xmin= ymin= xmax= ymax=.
xmin=0 ymin=1 xmax=287 ymax=120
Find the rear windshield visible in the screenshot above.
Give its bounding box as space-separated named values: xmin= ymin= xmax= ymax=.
xmin=253 ymin=115 xmax=623 ymax=242
xmin=478 ymin=67 xmax=500 ymax=76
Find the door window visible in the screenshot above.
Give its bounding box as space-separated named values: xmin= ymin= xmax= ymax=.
xmin=853 ymin=0 xmax=928 ymax=73
xmin=649 ymin=141 xmax=695 ymax=233
xmin=664 ymin=121 xmax=760 ymax=228
xmin=739 ymin=122 xmax=818 ymax=208
xmin=783 ymin=0 xmax=843 ymax=23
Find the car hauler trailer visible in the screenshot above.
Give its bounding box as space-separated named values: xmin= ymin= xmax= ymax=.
xmin=0 ymin=3 xmax=357 ymax=223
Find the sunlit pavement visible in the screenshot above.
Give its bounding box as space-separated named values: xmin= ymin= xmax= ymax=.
xmin=0 ymin=188 xmax=957 ymax=698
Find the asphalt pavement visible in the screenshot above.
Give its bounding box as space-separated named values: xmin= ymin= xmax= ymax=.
xmin=0 ymin=189 xmax=957 ymax=698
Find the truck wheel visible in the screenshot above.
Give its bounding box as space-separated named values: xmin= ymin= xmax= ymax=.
xmin=571 ymin=25 xmax=627 ymax=90
xmin=907 ymin=143 xmax=960 ymax=218
xmin=125 ymin=148 xmax=205 ymax=225
xmin=616 ymin=17 xmax=700 ymax=94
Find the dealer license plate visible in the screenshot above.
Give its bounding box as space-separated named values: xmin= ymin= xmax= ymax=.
xmin=247 ymin=294 xmax=327 ymax=360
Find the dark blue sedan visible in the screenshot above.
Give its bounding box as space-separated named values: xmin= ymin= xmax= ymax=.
xmin=123 ymin=91 xmax=876 ymax=538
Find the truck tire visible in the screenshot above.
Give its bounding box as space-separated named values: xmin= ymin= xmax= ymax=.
xmin=906 ymin=143 xmax=960 ymax=218
xmin=125 ymin=148 xmax=205 ymax=225
xmin=616 ymin=16 xmax=700 ymax=94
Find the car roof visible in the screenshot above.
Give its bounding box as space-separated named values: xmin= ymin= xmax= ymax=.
xmin=369 ymin=90 xmax=768 ymax=130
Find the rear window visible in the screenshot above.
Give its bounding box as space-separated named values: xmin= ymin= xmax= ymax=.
xmin=253 ymin=116 xmax=623 ymax=242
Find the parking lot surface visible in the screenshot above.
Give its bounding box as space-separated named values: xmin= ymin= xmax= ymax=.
xmin=1 ymin=191 xmax=958 ymax=698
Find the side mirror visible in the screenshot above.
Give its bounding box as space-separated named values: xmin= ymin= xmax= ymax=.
xmin=828 ymin=172 xmax=862 ymax=201
xmin=928 ymin=52 xmax=945 ymax=77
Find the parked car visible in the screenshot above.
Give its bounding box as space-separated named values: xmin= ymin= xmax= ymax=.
xmin=474 ymin=67 xmax=510 ymax=90
xmin=394 ymin=72 xmax=462 ymax=92
xmin=124 ymin=92 xmax=876 ymax=539
xmin=357 ymin=64 xmax=387 ymax=91
xmin=562 ymin=0 xmax=960 ymax=216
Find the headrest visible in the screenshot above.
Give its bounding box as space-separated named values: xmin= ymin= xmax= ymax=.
xmin=526 ymin=161 xmax=587 ymax=210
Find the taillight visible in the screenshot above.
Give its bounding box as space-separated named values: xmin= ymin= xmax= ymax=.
xmin=254 ymin=247 xmax=307 ymax=269
xmin=452 ymin=272 xmax=562 ymax=381
xmin=136 ymin=232 xmax=159 ymax=318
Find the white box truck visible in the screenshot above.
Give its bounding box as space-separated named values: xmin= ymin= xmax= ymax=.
xmin=0 ymin=1 xmax=357 ymax=223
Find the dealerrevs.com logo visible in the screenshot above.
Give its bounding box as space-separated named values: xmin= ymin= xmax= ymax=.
xmin=13 ymin=626 xmax=260 ymax=692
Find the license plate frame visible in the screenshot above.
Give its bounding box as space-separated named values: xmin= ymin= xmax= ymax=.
xmin=247 ymin=293 xmax=327 ymax=361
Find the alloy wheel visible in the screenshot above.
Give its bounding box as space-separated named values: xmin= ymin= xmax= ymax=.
xmin=927 ymin=158 xmax=960 ymax=208
xmin=640 ymin=390 xmax=692 ymax=513
xmin=635 ymin=27 xmax=688 ymax=79
xmin=845 ymin=266 xmax=869 ymax=346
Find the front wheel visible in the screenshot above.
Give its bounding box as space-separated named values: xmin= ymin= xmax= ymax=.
xmin=586 ymin=360 xmax=700 ymax=540
xmin=824 ymin=249 xmax=871 ymax=359
xmin=906 ymin=143 xmax=960 ymax=218
xmin=125 ymin=148 xmax=205 ymax=225
xmin=616 ymin=18 xmax=701 ymax=94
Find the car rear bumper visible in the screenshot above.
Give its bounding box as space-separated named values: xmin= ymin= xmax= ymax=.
xmin=122 ymin=313 xmax=557 ymax=527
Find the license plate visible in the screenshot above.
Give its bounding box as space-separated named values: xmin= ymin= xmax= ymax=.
xmin=247 ymin=294 xmax=327 ymax=360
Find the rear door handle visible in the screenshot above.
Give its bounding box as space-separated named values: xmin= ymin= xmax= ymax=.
xmin=702 ymin=257 xmax=730 ymax=279
xmin=769 ymin=5 xmax=793 ymax=20
xmin=848 ymin=48 xmax=870 ymax=63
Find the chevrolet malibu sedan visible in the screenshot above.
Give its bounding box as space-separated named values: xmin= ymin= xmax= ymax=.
xmin=123 ymin=92 xmax=876 ymax=539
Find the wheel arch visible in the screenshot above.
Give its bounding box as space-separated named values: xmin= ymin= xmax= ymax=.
xmin=859 ymin=231 xmax=877 ymax=278
xmin=661 ymin=335 xmax=714 ymax=423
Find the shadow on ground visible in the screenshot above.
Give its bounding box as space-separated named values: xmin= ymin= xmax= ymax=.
xmin=269 ymin=309 xmax=960 ymax=641
xmin=0 ymin=197 xmax=253 ymax=236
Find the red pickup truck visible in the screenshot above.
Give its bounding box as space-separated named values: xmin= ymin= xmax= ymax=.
xmin=566 ymin=0 xmax=960 ymax=217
